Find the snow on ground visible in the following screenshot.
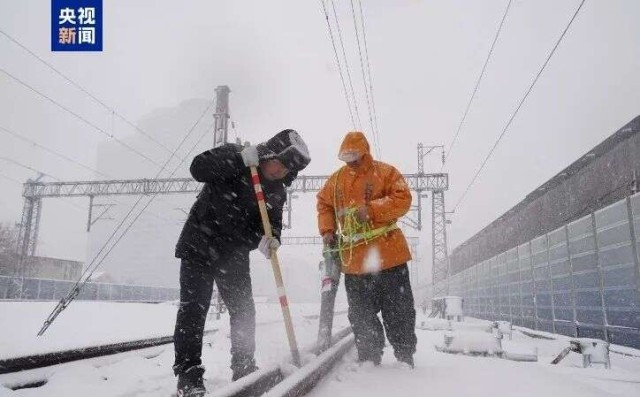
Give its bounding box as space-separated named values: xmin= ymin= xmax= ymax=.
xmin=0 ymin=301 xmax=195 ymax=359
xmin=3 ymin=303 xmax=639 ymax=397
xmin=311 ymin=316 xmax=640 ymax=397
xmin=0 ymin=301 xmax=349 ymax=396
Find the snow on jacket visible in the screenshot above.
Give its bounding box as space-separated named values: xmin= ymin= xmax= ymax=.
xmin=175 ymin=143 xmax=292 ymax=262
xmin=317 ymin=132 xmax=412 ymax=274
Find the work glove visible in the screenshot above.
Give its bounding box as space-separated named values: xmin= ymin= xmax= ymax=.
xmin=322 ymin=232 xmax=336 ymax=247
xmin=240 ymin=145 xmax=260 ymax=167
xmin=355 ymin=205 xmax=370 ymax=223
xmin=258 ymin=235 xmax=280 ymax=259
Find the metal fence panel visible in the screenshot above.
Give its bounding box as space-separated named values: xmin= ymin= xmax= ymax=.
xmin=468 ymin=265 xmax=476 ymax=316
xmin=506 ymin=247 xmax=520 ymax=325
xmin=53 ymin=280 xmax=74 ymax=300
xmin=38 ymin=279 xmax=55 ymax=300
xmin=497 ymin=253 xmax=510 ymax=321
xmin=631 ymin=193 xmax=640 ymax=281
xmin=548 ymin=226 xmax=573 ymax=336
xmin=518 ymin=242 xmax=535 ymax=329
xmin=568 ymin=214 xmax=606 ymax=339
xmin=531 ymin=235 xmax=553 ymax=332
xmin=476 ymin=260 xmax=486 ymax=316
xmin=110 ymin=284 xmax=123 ymax=301
xmin=0 ymin=276 xmax=179 ymax=302
xmin=97 ymin=283 xmax=111 ymax=301
xmin=492 ymin=256 xmax=500 ymax=320
xmin=448 ymin=194 xmax=640 ymax=349
xmin=486 ymin=257 xmax=496 ymax=319
xmin=0 ymin=276 xmax=9 ymax=299
xmin=595 ymin=199 xmax=640 ymax=344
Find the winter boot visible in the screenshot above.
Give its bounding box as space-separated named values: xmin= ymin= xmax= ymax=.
xmin=176 ymin=365 xmax=206 ymax=397
xmin=357 ymin=351 xmax=382 ymax=367
xmin=396 ymin=354 xmax=414 ymax=369
xmin=358 ymin=356 xmax=381 ymax=367
xmin=231 ymin=357 xmax=259 ymax=381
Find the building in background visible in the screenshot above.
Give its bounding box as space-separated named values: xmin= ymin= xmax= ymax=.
xmin=0 ymin=255 xmax=82 ymax=281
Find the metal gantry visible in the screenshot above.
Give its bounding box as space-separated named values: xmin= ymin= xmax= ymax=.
xmin=16 ymin=195 xmax=41 ymax=258
xmin=431 ymin=190 xmax=449 ymax=297
xmin=417 ymin=143 xmax=450 ymax=297
xmin=13 ymin=86 xmax=451 ymax=297
xmin=213 ymin=86 xmax=230 ymax=148
xmin=16 ymin=172 xmax=447 ymax=286
xmin=21 ymin=173 xmax=448 ymax=199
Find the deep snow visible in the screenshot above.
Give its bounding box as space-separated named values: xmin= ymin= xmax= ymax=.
xmin=1 ymin=303 xmax=639 ymax=396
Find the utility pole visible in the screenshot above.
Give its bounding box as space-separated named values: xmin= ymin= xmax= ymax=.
xmin=211 ymin=85 xmax=231 ymax=313
xmin=431 ymin=190 xmax=449 ymax=297
xmin=417 ymin=143 xmax=445 ymax=175
xmin=213 ymin=86 xmax=231 ymax=148
xmin=86 ymin=196 xmax=115 ymax=232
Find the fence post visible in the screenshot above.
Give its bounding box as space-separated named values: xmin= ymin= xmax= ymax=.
xmin=494 ymin=257 xmax=500 ymax=321
xmin=529 ymin=241 xmax=539 ymax=331
xmin=507 ymin=252 xmax=513 ymax=324
xmin=627 ymin=197 xmax=640 ymax=291
xmin=546 ymin=234 xmax=557 ymax=334
xmin=591 ymin=212 xmax=610 ymax=342
xmin=516 ymin=246 xmax=522 ymax=326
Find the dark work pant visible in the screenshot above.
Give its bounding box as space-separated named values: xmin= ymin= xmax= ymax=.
xmin=345 ymin=264 xmax=417 ymax=362
xmin=173 ymin=249 xmax=256 ymax=375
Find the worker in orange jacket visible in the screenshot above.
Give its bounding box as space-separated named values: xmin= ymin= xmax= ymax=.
xmin=317 ymin=131 xmax=417 ymax=368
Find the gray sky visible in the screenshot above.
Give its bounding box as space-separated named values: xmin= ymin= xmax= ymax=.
xmin=1 ymin=0 xmax=639 ymax=292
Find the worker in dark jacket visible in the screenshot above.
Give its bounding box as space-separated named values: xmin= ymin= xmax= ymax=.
xmin=173 ymin=129 xmax=310 ymax=397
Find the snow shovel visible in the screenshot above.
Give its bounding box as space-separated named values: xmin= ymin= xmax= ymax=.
xmin=250 ymin=166 xmax=301 ymax=367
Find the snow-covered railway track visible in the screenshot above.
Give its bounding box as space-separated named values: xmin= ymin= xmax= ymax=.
xmin=212 ymin=326 xmax=354 ymax=397
xmin=0 ymin=330 xmax=219 ymax=375
xmin=0 ymin=310 xmax=349 ymax=376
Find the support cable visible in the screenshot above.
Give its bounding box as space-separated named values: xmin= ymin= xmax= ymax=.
xmin=329 ymin=0 xmax=362 ymax=130
xmin=0 ymin=29 xmax=178 ymax=158
xmin=0 ymin=67 xmax=164 ymax=169
xmin=349 ymin=0 xmax=379 ymax=158
xmin=453 ymin=0 xmax=587 ymax=212
xmin=319 ymin=0 xmax=358 ymax=130
xmin=38 ymin=97 xmax=216 ymax=335
xmin=356 ymin=0 xmax=383 ymax=159
xmin=443 ymin=0 xmax=513 ymax=169
xmin=0 ymin=123 xmax=205 ymax=224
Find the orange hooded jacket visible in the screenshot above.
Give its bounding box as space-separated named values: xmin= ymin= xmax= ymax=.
xmin=316 ymin=132 xmax=412 ymax=274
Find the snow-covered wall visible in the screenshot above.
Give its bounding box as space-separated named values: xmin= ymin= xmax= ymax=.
xmin=450 ymin=115 xmax=640 ymax=274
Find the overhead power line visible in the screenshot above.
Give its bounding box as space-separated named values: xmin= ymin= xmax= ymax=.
xmin=443 ymin=0 xmax=513 ymax=169
xmin=355 ymin=0 xmax=382 ymax=159
xmin=319 ymin=0 xmax=358 ymax=130
xmin=0 ymin=156 xmax=91 ymax=212
xmin=0 ymin=66 xmax=164 ymax=169
xmin=0 ymin=124 xmax=187 ymax=224
xmin=0 ymin=156 xmax=60 ymax=181
xmin=330 ymin=0 xmax=362 ymax=130
xmin=39 ymin=96 xmax=216 ymax=335
xmin=453 ymin=0 xmax=587 ymax=212
xmin=0 ymin=124 xmax=110 ymax=179
xmin=349 ymin=0 xmax=380 ymax=159
xmin=0 ymin=29 xmax=177 ymax=158
xmin=0 ymin=171 xmax=23 ymax=184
